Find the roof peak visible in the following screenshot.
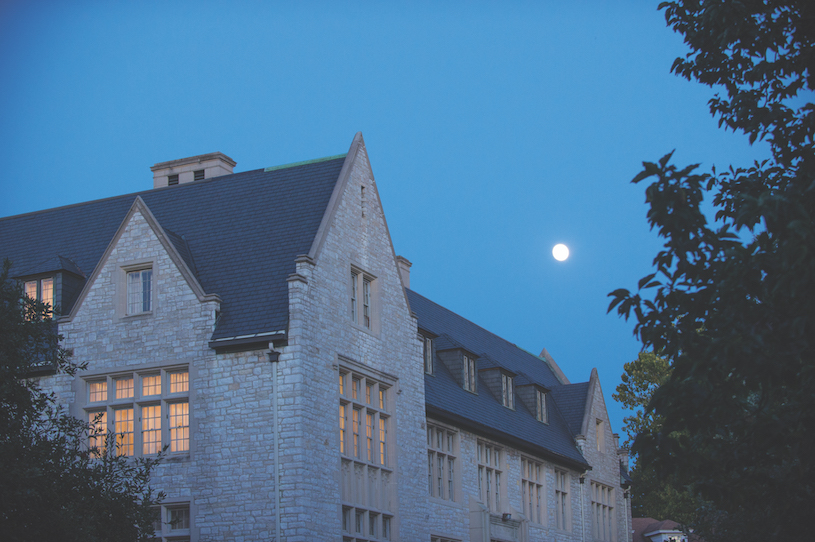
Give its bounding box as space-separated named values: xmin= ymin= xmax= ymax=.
xmin=264 ymin=153 xmax=347 ymax=173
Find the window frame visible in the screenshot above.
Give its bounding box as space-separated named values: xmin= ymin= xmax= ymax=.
xmin=501 ymin=373 xmax=514 ymax=409
xmin=423 ymin=335 xmax=433 ymax=375
xmin=555 ymin=468 xmax=571 ymax=531
xmin=521 ymin=457 xmax=546 ymax=525
xmin=349 ymin=266 xmax=378 ymax=333
xmin=151 ymin=501 xmax=192 ymax=541
xmin=427 ymin=423 xmax=458 ymax=503
xmin=24 ymin=277 xmax=55 ymax=315
xmin=84 ymin=365 xmax=190 ymax=458
xmin=126 ymin=267 xmax=153 ymax=315
xmin=536 ymin=389 xmax=549 ymax=423
xmin=476 ymin=440 xmax=503 ymax=512
xmin=591 ymin=481 xmax=615 ymax=541
xmin=338 ymin=359 xmax=397 ymax=542
xmin=463 ymin=354 xmax=477 ymax=393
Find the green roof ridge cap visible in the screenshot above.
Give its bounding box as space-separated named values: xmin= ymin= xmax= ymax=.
xmin=264 ymin=153 xmax=347 ymax=172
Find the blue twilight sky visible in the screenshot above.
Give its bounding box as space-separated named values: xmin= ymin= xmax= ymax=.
xmin=0 ymin=1 xmax=769 ymax=440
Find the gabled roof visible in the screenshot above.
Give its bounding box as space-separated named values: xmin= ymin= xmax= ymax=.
xmin=550 ymin=381 xmax=591 ymax=437
xmin=0 ymin=154 xmax=347 ymax=341
xmin=407 ymin=289 xmax=590 ymax=470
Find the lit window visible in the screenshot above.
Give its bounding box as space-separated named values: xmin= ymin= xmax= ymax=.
xmin=501 ymin=373 xmax=514 ymax=409
xmin=338 ymin=364 xmax=395 ymax=541
xmin=349 ymin=268 xmax=376 ymax=330
xmin=477 ymin=441 xmax=502 ymax=511
xmin=85 ymin=368 xmax=189 ymax=457
xmin=555 ymin=469 xmax=570 ymax=530
xmin=427 ymin=424 xmax=457 ymax=502
xmin=522 ymin=457 xmax=545 ymax=524
xmin=591 ymin=482 xmax=615 ymax=541
xmin=24 ymin=277 xmax=54 ymax=316
xmin=127 ymin=268 xmax=152 ymax=314
xmin=463 ymin=354 xmax=477 ymax=392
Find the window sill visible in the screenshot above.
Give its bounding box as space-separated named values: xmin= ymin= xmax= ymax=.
xmin=121 ymin=311 xmax=153 ymax=321
xmin=428 ymin=496 xmax=464 ymax=510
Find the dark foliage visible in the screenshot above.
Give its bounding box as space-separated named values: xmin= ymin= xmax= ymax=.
xmin=609 ymin=2 xmax=815 ymax=540
xmin=0 ymin=260 xmax=163 ymax=541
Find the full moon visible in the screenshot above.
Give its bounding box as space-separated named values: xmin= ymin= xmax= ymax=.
xmin=552 ymin=243 xmax=570 ymax=261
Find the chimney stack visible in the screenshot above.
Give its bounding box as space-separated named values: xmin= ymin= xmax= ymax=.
xmin=151 ymin=152 xmax=236 ymax=188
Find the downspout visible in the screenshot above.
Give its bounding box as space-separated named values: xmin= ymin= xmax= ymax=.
xmin=580 ymin=474 xmax=586 ymax=542
xmin=268 ymin=350 xmax=282 ymax=541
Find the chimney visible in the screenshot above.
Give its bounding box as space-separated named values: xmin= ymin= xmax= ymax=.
xmin=396 ymin=256 xmax=412 ymax=289
xmin=151 ymin=152 xmax=237 ymax=188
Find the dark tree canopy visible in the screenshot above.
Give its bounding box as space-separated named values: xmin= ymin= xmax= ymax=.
xmin=0 ymin=261 xmax=163 ymax=542
xmin=609 ymin=2 xmax=815 ymax=540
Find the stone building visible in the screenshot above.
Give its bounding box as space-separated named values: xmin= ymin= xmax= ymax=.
xmin=0 ymin=133 xmax=632 ymax=542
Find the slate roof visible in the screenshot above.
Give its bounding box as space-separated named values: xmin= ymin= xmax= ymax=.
xmin=550 ymin=382 xmax=591 ymax=437
xmin=407 ymin=289 xmax=590 ymax=469
xmin=0 ymin=156 xmax=346 ymax=341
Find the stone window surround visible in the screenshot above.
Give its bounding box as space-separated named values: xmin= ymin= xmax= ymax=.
xmin=427 ymin=421 xmax=459 ymax=504
xmin=476 ymin=439 xmax=504 ymax=513
xmin=152 ymin=499 xmax=194 ymax=541
xmin=521 ymin=456 xmax=546 ymax=525
xmin=423 ymin=334 xmax=433 ymax=375
xmin=117 ymin=258 xmax=156 ymax=319
xmin=337 ymin=355 xmax=398 ymax=542
xmin=554 ymin=468 xmax=571 ymax=532
xmin=74 ymin=362 xmax=191 ymax=459
xmin=591 ymin=481 xmax=615 ymax=542
xmin=349 ymin=264 xmax=380 ymax=335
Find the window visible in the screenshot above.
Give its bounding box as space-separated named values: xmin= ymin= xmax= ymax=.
xmin=151 ymin=502 xmax=191 ymax=541
xmin=193 ymin=169 xmax=204 ymax=181
xmin=463 ymin=354 xmax=476 ymax=392
xmin=350 ymin=268 xmax=376 ymax=330
xmin=424 ymin=336 xmax=433 ymax=375
xmin=127 ymin=268 xmax=153 ymax=314
xmin=85 ymin=367 xmax=189 ymax=457
xmin=555 ymin=469 xmax=570 ymax=530
xmin=536 ymin=389 xmax=548 ymax=423
xmin=167 ymin=174 xmax=179 ymax=186
xmin=522 ymin=458 xmax=545 ymax=524
xmin=24 ymin=277 xmax=54 ymax=315
xmin=339 ymin=363 xmax=395 ymax=542
xmin=596 ymin=419 xmax=605 ymax=452
xmin=591 ymin=482 xmax=614 ymax=541
xmin=477 ymin=442 xmax=502 ymax=512
xmin=427 ymin=424 xmax=457 ymax=502
xmin=501 ymin=373 xmax=514 ymax=409
xmin=431 ymin=537 xmax=462 ymax=542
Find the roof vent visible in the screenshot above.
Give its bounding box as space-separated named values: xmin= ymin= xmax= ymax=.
xmin=151 ymin=152 xmax=236 ymax=188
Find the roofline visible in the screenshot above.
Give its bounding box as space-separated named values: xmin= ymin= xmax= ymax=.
xmin=426 ymin=404 xmax=591 ymax=471
xmin=59 ymin=196 xmax=221 ymax=324
xmin=580 ymin=367 xmax=601 ymax=437
xmin=264 ymin=153 xmax=347 ymax=172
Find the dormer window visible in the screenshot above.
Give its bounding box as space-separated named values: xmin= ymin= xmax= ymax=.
xmin=501 ymin=374 xmax=514 ymax=409
xmin=423 ymin=336 xmax=433 ymax=375
xmin=463 ymin=354 xmax=476 ymax=392
xmin=24 ymin=277 xmax=54 ymax=314
xmin=536 ymin=389 xmax=548 ymax=423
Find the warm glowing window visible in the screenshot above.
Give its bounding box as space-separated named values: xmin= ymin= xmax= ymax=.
xmin=338 ymin=363 xmax=396 ymax=541
xmin=85 ymin=368 xmax=189 ymax=458
xmin=127 ymin=268 xmax=152 ymax=314
xmin=24 ymin=277 xmax=54 ymax=315
xmin=143 ymin=374 xmax=161 ymax=396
